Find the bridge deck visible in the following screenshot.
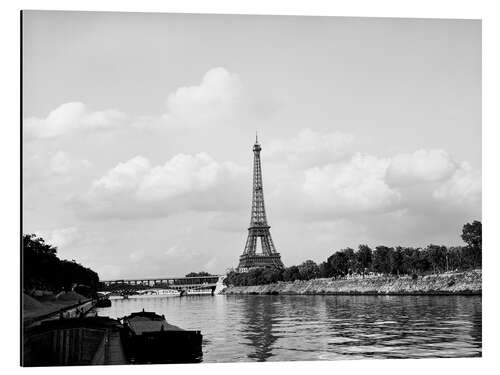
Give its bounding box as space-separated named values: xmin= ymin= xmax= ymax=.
xmin=100 ymin=276 xmax=223 ymax=289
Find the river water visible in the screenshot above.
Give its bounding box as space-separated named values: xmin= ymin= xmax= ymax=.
xmin=96 ymin=295 xmax=481 ymax=362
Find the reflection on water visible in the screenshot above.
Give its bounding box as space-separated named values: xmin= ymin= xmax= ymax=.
xmin=97 ymin=295 xmax=481 ymax=363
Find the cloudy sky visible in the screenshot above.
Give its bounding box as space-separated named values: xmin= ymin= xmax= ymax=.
xmin=22 ymin=11 xmax=481 ymax=280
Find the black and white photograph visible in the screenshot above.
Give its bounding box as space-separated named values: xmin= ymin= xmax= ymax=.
xmin=20 ymin=8 xmax=484 ymax=368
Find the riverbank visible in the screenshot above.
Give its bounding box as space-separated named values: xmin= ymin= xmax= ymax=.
xmin=222 ymin=270 xmax=481 ymax=295
xmin=23 ymin=291 xmax=91 ymax=321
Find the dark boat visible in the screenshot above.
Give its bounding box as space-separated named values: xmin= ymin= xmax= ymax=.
xmin=96 ymin=298 xmax=112 ymax=307
xmin=121 ymin=310 xmax=202 ymax=364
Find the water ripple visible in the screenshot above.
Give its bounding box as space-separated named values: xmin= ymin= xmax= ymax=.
xmin=97 ymin=294 xmax=481 ymax=362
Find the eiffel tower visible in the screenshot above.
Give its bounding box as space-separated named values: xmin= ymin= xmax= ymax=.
xmin=237 ymin=134 xmax=284 ymax=272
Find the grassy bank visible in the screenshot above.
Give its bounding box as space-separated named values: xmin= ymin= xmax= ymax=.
xmin=23 ymin=291 xmax=89 ymax=320
xmin=222 ymin=270 xmax=481 ymax=295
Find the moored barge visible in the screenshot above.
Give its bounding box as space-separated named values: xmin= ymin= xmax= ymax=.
xmin=121 ymin=310 xmax=202 ymax=364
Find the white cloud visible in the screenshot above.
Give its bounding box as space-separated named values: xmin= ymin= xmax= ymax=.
xmin=72 ymin=153 xmax=248 ymax=219
xmin=137 ymin=153 xmax=237 ymax=201
xmin=37 ymin=226 xmax=81 ymax=249
xmin=24 ymin=150 xmax=92 ymax=185
xmin=301 ymin=153 xmax=401 ymax=216
xmin=433 ymin=162 xmax=481 ymax=206
xmin=387 ymin=149 xmax=457 ymax=186
xmin=93 ymin=156 xmax=151 ymax=193
xmin=49 ymin=151 xmax=72 ymax=174
xmin=270 ymin=153 xmax=401 ymax=220
xmin=24 ymin=102 xmax=127 ymax=140
xmin=267 ymin=128 xmax=355 ymax=168
xmin=162 ymin=67 xmax=243 ymax=125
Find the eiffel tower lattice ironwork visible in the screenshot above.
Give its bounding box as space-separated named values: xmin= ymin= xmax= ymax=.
xmin=237 ymin=134 xmax=284 ymax=271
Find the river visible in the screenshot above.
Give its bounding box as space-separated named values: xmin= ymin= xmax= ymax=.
xmin=96 ymin=294 xmax=481 ymax=362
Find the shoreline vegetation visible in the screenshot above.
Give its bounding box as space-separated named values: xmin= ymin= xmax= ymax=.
xmin=224 ymin=221 xmax=482 ymax=295
xmin=23 ymin=234 xmax=100 ymax=322
xmin=223 ymin=269 xmax=481 ymax=296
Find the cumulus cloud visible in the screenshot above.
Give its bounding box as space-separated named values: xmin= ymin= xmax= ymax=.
xmin=37 ymin=227 xmax=81 ymax=249
xmin=163 ymin=67 xmax=244 ymax=125
xmin=267 ymin=128 xmax=355 ymax=168
xmin=387 ymin=149 xmax=458 ymax=186
xmin=301 ymin=153 xmax=401 ymax=216
xmin=71 ymin=153 xmax=248 ymax=219
xmin=264 ymin=130 xmax=481 ymax=221
xmin=433 ymin=162 xmax=481 ymax=206
xmin=267 ymin=143 xmax=481 ymax=222
xmin=92 ymin=156 xmax=151 ymax=194
xmin=24 ymin=150 xmax=92 ymax=185
xmin=270 ymin=153 xmax=401 ymax=220
xmin=24 ymin=102 xmax=127 ymax=140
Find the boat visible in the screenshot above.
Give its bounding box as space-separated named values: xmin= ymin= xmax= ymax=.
xmin=185 ymin=288 xmax=213 ymax=296
xmin=128 ymin=289 xmax=181 ymax=299
xmin=121 ymin=310 xmax=202 ymax=364
xmin=96 ymin=297 xmax=112 ymax=307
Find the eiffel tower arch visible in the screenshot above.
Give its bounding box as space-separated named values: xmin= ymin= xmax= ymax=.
xmin=237 ymin=134 xmax=284 ymax=272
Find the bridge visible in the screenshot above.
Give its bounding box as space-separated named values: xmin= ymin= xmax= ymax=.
xmin=99 ymin=275 xmax=224 ymax=294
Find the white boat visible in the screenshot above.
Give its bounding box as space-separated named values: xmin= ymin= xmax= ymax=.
xmin=185 ymin=288 xmax=213 ymax=296
xmin=129 ymin=289 xmax=181 ymax=298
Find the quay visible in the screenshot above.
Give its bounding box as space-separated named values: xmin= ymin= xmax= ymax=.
xmin=22 ymin=295 xmax=202 ymax=366
xmin=23 ymin=296 xmax=99 ymax=329
xmin=23 ymin=316 xmax=127 ymax=366
xmin=22 ymin=295 xmax=128 ymax=366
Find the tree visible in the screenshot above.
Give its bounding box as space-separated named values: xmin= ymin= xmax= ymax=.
xmin=414 ymin=248 xmax=431 ymax=274
xmin=390 ymin=247 xmax=404 ymax=275
xmin=262 ymin=268 xmax=283 ymax=283
xmin=23 ymin=234 xmax=99 ymax=295
xmin=461 ymin=221 xmax=482 ymax=268
xmin=461 ymin=221 xmax=482 ymax=250
xmin=447 ymin=246 xmax=465 ymax=271
xmin=356 ymin=245 xmax=372 ymax=276
xmin=319 ymin=261 xmax=332 ymax=278
xmin=282 ymin=266 xmax=301 ymax=282
xmin=425 ymin=245 xmax=448 ymax=273
xmin=373 ymin=246 xmax=392 ymax=274
xmin=342 ymin=248 xmax=357 ymax=275
xmin=327 ymin=251 xmax=350 ymax=279
xmin=298 ymin=260 xmax=320 ymax=280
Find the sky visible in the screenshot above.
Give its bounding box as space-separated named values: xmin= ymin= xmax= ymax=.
xmin=22 ymin=11 xmax=481 ymax=280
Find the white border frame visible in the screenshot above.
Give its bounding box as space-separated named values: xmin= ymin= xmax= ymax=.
xmin=2 ymin=1 xmax=498 ymax=374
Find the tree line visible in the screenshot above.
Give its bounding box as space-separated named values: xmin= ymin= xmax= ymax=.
xmin=23 ymin=234 xmax=100 ymax=297
xmin=225 ymin=221 xmax=482 ymax=287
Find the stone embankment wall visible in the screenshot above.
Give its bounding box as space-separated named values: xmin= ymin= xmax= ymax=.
xmin=222 ymin=270 xmax=481 ymax=295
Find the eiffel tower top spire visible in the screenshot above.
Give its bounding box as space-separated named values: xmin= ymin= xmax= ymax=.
xmin=250 ymin=133 xmax=267 ymax=227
